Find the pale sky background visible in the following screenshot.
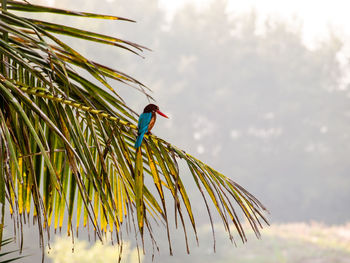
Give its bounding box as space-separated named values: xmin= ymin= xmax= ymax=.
xmin=45 ymin=0 xmax=350 ymax=89
xmin=45 ymin=0 xmax=350 ymax=48
xmin=158 ymin=0 xmax=350 ymax=46
xmin=157 ymin=0 xmax=350 ymax=88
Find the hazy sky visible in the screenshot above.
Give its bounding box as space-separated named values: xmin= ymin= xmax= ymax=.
xmin=44 ymin=0 xmax=350 ymax=63
xmin=158 ymin=0 xmax=350 ymax=45
xmin=158 ymin=0 xmax=350 ymax=94
xmin=44 ymin=0 xmax=350 ymax=43
xmin=42 ymin=0 xmax=349 ymax=90
xmin=158 ymin=0 xmax=350 ymax=79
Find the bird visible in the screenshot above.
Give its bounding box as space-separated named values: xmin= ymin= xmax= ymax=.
xmin=134 ymin=104 xmax=168 ymax=148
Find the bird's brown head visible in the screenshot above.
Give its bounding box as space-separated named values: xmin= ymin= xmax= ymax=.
xmin=143 ymin=104 xmax=168 ymax=118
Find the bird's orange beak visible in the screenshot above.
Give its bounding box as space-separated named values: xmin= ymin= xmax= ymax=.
xmin=156 ymin=110 xmax=169 ymax=118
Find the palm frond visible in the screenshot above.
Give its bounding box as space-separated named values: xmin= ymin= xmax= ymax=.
xmin=7 ymin=0 xmax=135 ymax=21
xmin=0 ymin=0 xmax=269 ymax=259
xmin=0 ymin=238 xmax=25 ymax=263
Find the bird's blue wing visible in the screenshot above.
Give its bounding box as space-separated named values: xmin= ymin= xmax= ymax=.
xmin=138 ymin=112 xmax=152 ymax=134
xmin=135 ymin=112 xmax=152 ymax=148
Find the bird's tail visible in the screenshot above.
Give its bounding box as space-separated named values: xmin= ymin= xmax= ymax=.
xmin=134 ymin=132 xmax=145 ymax=148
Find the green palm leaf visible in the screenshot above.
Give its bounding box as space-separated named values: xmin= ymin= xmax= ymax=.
xmin=0 ymin=0 xmax=269 ymax=259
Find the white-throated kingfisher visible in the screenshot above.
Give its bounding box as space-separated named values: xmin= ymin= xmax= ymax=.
xmin=134 ymin=104 xmax=168 ymax=148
